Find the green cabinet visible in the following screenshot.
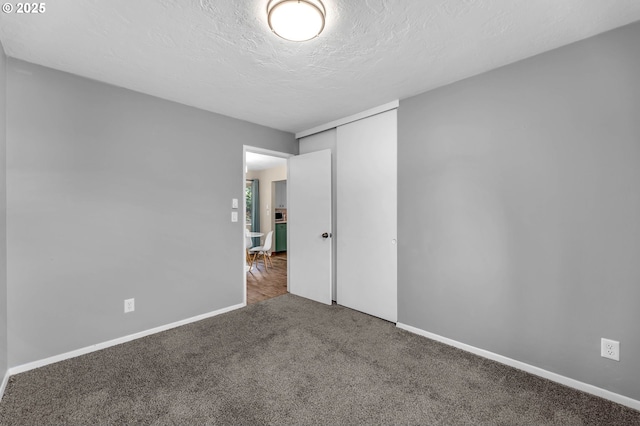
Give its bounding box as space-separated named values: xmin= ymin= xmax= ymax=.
xmin=275 ymin=223 xmax=287 ymax=252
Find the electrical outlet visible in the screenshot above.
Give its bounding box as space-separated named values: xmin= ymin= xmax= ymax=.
xmin=601 ymin=338 xmax=620 ymax=361
xmin=124 ymin=298 xmax=135 ymax=313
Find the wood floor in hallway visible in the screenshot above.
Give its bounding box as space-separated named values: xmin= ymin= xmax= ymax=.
xmin=247 ymin=252 xmax=287 ymax=305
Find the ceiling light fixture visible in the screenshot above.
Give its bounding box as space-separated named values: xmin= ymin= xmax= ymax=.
xmin=267 ymin=0 xmax=326 ymax=42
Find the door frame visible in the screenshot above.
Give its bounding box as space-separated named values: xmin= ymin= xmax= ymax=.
xmin=242 ymin=146 xmax=294 ymax=305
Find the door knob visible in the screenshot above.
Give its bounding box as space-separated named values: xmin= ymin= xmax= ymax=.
xmin=322 ymin=232 xmax=332 ymax=239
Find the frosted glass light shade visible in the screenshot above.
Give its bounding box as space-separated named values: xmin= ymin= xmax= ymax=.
xmin=267 ymin=0 xmax=326 ymax=42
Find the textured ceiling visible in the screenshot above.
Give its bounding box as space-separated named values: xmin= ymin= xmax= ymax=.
xmin=1 ymin=1 xmax=640 ymax=133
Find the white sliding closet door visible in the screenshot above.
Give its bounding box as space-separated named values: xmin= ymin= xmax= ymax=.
xmin=336 ymin=110 xmax=397 ymax=322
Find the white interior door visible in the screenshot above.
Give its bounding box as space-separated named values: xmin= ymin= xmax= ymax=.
xmin=337 ymin=110 xmax=398 ymax=322
xmin=288 ymin=150 xmax=332 ymax=305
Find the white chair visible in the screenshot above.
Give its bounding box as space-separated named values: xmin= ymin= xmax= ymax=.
xmin=249 ymin=231 xmax=273 ymax=270
xmin=245 ymin=232 xmax=254 ymax=270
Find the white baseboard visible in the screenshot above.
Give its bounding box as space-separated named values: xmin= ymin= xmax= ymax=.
xmin=0 ymin=370 xmax=9 ymax=402
xmin=7 ymin=302 xmax=246 ymax=377
xmin=396 ymin=322 xmax=640 ymax=412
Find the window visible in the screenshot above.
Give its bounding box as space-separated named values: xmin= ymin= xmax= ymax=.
xmin=245 ymin=180 xmax=253 ymax=226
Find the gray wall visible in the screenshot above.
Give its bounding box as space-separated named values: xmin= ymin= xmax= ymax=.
xmin=299 ymin=129 xmax=337 ymax=300
xmin=398 ymin=21 xmax=640 ymax=400
xmin=0 ymin=41 xmax=7 ymax=376
xmin=6 ymin=59 xmax=296 ymax=367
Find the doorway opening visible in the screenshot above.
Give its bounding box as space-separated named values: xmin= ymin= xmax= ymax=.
xmin=244 ymin=148 xmax=290 ymax=305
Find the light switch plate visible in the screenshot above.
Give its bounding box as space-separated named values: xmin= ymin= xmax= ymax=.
xmin=232 ymin=198 xmax=238 ymax=209
xmin=231 ymin=211 xmax=238 ymax=222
